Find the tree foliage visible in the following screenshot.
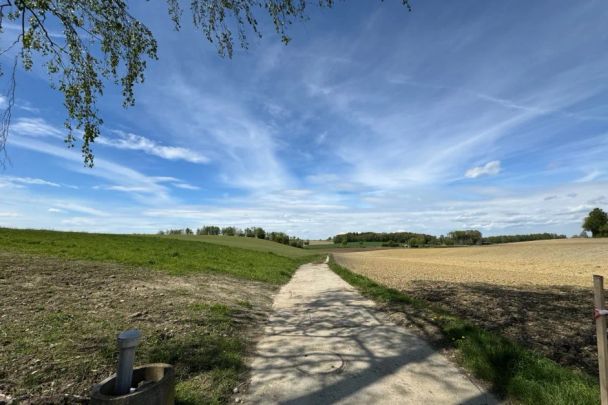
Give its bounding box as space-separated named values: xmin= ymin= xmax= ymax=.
xmin=0 ymin=0 xmax=410 ymax=166
xmin=160 ymin=225 xmax=306 ymax=248
xmin=583 ymin=208 xmax=608 ymax=238
xmin=331 ymin=230 xmax=567 ymax=247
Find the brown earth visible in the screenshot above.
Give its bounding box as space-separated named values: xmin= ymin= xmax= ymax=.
xmin=334 ymin=239 xmax=608 ymax=377
xmin=0 ymin=251 xmax=275 ymax=404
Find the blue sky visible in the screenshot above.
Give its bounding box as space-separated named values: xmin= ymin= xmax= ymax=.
xmin=1 ymin=0 xmax=607 ymax=238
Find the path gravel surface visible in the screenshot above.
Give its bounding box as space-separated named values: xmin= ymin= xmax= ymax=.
xmin=244 ymin=262 xmax=498 ymax=404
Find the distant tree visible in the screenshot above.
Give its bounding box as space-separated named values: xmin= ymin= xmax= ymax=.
xmin=244 ymin=227 xmax=254 ymax=237
xmin=221 ymin=226 xmax=237 ymax=236
xmin=482 ymin=233 xmax=565 ymax=244
xmin=197 ymin=225 xmax=220 ymax=235
xmin=583 ymin=208 xmax=608 ymax=237
xmin=447 ymin=230 xmax=482 ymax=245
xmin=185 ymin=227 xmax=193 ymax=235
xmin=407 ymin=236 xmax=426 ymax=248
xmin=254 ymin=227 xmax=266 ymax=239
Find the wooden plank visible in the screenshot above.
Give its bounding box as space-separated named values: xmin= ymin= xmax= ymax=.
xmin=594 ymin=275 xmax=608 ymax=405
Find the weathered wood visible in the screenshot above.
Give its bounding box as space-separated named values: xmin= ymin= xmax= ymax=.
xmin=594 ymin=275 xmax=608 ymax=405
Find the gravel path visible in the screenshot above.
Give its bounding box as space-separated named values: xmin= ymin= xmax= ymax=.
xmin=244 ymin=262 xmax=497 ymax=404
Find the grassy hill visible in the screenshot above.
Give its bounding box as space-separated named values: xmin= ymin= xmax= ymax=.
xmin=159 ymin=234 xmax=313 ymax=259
xmin=0 ymin=227 xmax=319 ymax=403
xmin=0 ymin=228 xmax=317 ymax=284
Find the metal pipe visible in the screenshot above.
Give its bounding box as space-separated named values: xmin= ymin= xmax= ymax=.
xmin=115 ymin=329 xmax=141 ymax=395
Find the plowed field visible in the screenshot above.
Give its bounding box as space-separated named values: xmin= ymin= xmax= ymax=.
xmin=333 ymin=239 xmax=608 ymax=376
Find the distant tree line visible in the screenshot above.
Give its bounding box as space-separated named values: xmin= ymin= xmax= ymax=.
xmin=333 ymin=232 xmax=436 ymax=245
xmin=332 ymin=230 xmax=566 ymax=247
xmin=481 ymin=233 xmax=566 ymax=244
xmin=157 ymin=226 xmax=308 ymax=248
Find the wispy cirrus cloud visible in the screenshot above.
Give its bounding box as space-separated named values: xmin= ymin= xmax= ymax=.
xmin=97 ymin=130 xmax=209 ymax=164
xmin=11 ymin=117 xmax=64 ymax=139
xmin=465 ymin=161 xmax=502 ymax=179
xmin=8 ymin=136 xmax=176 ymax=204
xmin=0 ymin=175 xmax=60 ymax=188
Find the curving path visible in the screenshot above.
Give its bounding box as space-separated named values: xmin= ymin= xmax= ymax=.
xmin=244 ymin=262 xmax=498 ymax=404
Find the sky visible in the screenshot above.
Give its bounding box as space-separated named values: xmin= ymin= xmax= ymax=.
xmin=1 ymin=0 xmax=607 ymax=239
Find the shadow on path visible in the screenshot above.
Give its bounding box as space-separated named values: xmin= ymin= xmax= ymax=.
xmin=245 ymin=264 xmax=495 ymax=404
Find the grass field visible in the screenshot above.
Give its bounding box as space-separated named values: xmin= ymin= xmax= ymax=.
xmin=0 ymin=228 xmax=318 ymax=403
xmin=333 ymin=238 xmax=608 ymax=380
xmin=306 ymin=241 xmax=388 ymax=249
xmin=159 ymin=234 xmax=314 ymax=258
xmin=307 ymin=240 xmax=334 ymax=246
xmin=0 ymin=228 xmax=316 ymax=284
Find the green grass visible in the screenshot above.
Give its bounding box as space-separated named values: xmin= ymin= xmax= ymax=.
xmin=159 ymin=234 xmax=314 ymax=258
xmin=1 ymin=228 xmax=320 ymax=403
xmin=329 ymin=258 xmax=600 ymax=405
xmin=0 ymin=228 xmax=317 ymax=284
xmin=306 ymin=241 xmax=389 ymax=249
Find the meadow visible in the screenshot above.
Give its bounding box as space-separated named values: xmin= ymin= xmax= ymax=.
xmin=333 ymin=239 xmax=608 ymax=378
xmin=159 ymin=233 xmax=314 ymax=258
xmin=0 ymin=228 xmax=318 ymax=403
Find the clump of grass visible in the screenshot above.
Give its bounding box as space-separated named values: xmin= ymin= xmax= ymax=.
xmin=329 ymin=259 xmax=599 ymax=405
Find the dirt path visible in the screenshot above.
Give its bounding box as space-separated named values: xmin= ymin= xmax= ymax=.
xmin=244 ymin=262 xmax=497 ymax=404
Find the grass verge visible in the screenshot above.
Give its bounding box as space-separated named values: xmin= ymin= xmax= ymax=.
xmin=329 ymin=258 xmax=600 ymax=405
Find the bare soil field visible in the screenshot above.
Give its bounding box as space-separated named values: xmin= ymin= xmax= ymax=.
xmin=0 ymin=251 xmax=275 ymax=404
xmin=333 ymin=239 xmax=608 ymax=376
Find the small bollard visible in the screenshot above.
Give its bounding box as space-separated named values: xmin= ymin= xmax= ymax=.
xmin=115 ymin=329 xmax=142 ymax=396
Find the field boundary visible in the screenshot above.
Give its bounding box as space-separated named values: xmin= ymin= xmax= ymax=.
xmin=328 ymin=257 xmax=600 ymax=405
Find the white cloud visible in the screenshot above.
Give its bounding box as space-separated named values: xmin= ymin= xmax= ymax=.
xmin=11 ymin=117 xmax=208 ymax=165
xmin=140 ymin=75 xmax=293 ymax=191
xmin=98 ymin=130 xmax=209 ymax=164
xmin=0 ymin=176 xmax=60 ymax=188
xmin=577 ymin=170 xmax=602 ymax=183
xmin=8 ymin=136 xmax=174 ymax=203
xmin=11 ymin=117 xmax=64 ymax=139
xmin=51 ymin=202 xmax=109 ymax=217
xmin=173 ymin=183 xmax=200 ymax=190
xmin=465 ymin=161 xmax=502 ymax=178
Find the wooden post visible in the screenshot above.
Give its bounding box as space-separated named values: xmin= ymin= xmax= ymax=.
xmin=594 ymin=275 xmax=608 ymax=405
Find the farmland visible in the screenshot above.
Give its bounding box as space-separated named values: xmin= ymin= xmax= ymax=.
xmin=333 ymin=238 xmax=608 ymax=287
xmin=0 ymin=228 xmax=318 ymax=403
xmin=333 ymin=238 xmax=608 ymax=376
